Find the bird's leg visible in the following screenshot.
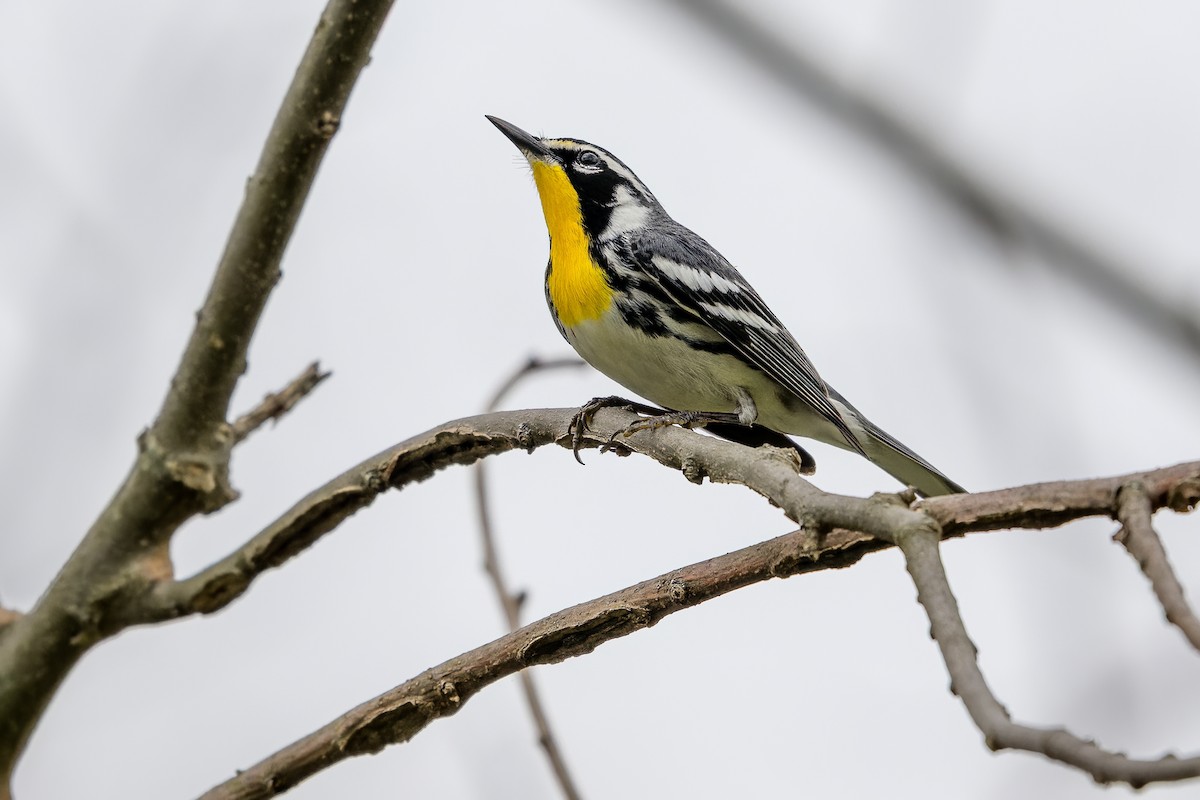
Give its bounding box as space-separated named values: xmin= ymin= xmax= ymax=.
xmin=733 ymin=388 xmax=758 ymax=426
xmin=568 ymin=395 xmax=666 ymax=464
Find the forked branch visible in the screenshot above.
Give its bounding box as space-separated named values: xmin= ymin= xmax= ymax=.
xmin=1115 ymin=482 xmax=1200 ymax=651
xmin=896 ymin=524 xmax=1200 ymax=788
xmin=663 ymin=0 xmax=1200 ymax=364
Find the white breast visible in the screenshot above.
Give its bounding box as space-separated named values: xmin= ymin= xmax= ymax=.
xmin=559 ymin=307 xmax=851 ymax=449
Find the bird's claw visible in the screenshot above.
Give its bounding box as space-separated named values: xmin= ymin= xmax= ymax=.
xmin=567 ymin=409 xmax=593 ymax=465
xmin=568 ymin=396 xmax=650 ymax=464
xmin=569 ymin=400 xmax=748 ymax=461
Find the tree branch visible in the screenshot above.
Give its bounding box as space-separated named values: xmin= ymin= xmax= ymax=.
xmin=232 ymin=362 xmax=331 ymax=444
xmin=1115 ymin=483 xmax=1200 ymax=652
xmin=922 ymin=462 xmax=1200 ymax=534
xmin=137 ymin=406 xmax=933 ymax=622
xmin=0 ymin=1 xmax=395 ymax=791
xmin=197 ymin=521 xmax=879 ymax=800
xmin=895 ymin=522 xmax=1200 ymax=788
xmin=137 ymin=400 xmax=1200 ymax=626
xmin=143 ymin=408 xmax=584 ymax=620
xmin=151 ymin=11 xmax=388 ymax=463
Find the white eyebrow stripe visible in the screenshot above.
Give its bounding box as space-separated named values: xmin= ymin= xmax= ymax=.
xmin=697 ymin=301 xmax=779 ymax=331
xmin=651 ymin=256 xmax=742 ymax=294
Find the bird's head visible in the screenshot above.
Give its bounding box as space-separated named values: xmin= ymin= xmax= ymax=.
xmin=487 ymin=115 xmax=660 ymax=242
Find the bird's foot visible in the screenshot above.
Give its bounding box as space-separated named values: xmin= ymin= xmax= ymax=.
xmin=570 ymin=400 xmax=816 ymax=474
xmin=602 ymin=409 xmax=746 ymax=453
xmin=568 ymin=396 xmax=664 ymax=464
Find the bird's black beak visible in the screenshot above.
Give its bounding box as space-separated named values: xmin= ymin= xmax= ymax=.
xmin=486 ymin=115 xmax=555 ymax=161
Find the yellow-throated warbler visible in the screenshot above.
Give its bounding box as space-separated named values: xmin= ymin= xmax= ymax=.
xmin=488 ymin=116 xmax=963 ymax=497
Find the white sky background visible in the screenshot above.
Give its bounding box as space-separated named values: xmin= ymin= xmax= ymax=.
xmin=2 ymin=1 xmax=1199 ymax=798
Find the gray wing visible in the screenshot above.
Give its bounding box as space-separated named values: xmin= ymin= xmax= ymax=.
xmin=627 ymin=221 xmax=863 ymax=453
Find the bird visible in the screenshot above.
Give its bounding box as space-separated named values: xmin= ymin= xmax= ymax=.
xmin=487 ymin=115 xmax=964 ymax=497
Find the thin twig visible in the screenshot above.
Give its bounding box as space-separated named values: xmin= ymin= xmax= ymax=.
xmin=476 ymin=357 xmax=586 ymax=800
xmin=894 ymin=524 xmax=1200 ymax=788
xmin=482 ymin=355 xmax=586 ymax=412
xmin=1115 ymin=483 xmax=1200 ymax=651
xmin=232 ymin=362 xmax=331 ymax=444
xmin=662 ymin=0 xmax=1200 ymax=365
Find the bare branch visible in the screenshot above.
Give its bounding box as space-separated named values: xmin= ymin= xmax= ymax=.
xmin=232 ymin=362 xmax=331 ymax=444
xmin=144 ymin=408 xmax=583 ymax=620
xmin=139 ymin=406 xmax=933 ymax=622
xmin=0 ymin=0 xmax=395 ymax=788
xmin=152 ymin=8 xmax=390 ymax=463
xmin=476 ymin=357 xmax=587 ymax=800
xmin=197 ymin=522 xmax=875 ymax=800
xmin=922 ymin=461 xmax=1200 ymax=534
xmin=895 ymin=524 xmax=1200 ymax=788
xmin=1115 ymin=483 xmax=1200 ymax=651
xmin=139 ymin=398 xmax=1200 ymax=627
xmin=662 ymin=0 xmax=1200 ymax=364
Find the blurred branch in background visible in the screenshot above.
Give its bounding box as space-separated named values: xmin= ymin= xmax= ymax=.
xmin=664 ymin=0 xmax=1200 ymax=365
xmin=474 ymin=356 xmax=587 ymax=800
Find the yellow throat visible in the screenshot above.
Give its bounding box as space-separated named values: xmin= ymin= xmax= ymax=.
xmin=530 ymin=161 xmax=614 ymax=328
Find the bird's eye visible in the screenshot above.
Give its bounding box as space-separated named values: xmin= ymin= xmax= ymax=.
xmin=577 ymin=151 xmax=602 ymax=168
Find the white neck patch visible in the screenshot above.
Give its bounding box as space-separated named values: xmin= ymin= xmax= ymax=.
xmin=600 ymin=183 xmax=650 ymax=240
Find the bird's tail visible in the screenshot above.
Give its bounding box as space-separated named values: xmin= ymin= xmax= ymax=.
xmin=857 ymin=417 xmax=964 ymax=497
xmin=829 ymin=390 xmax=964 ymax=497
